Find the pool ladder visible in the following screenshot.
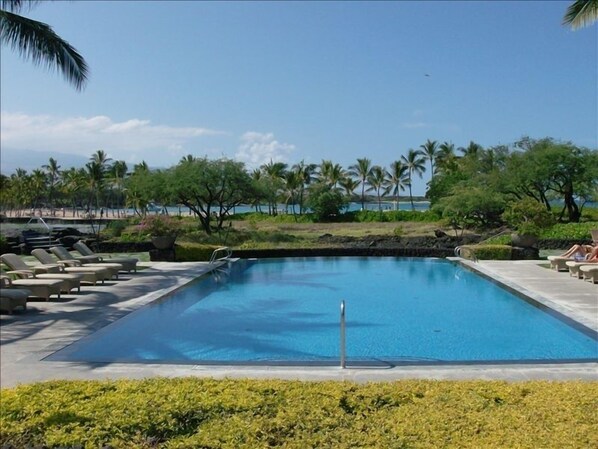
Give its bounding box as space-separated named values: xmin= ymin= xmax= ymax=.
xmin=209 ymin=246 xmax=232 ymax=264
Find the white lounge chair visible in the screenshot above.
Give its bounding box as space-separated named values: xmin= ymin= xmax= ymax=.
xmin=580 ymin=265 xmax=598 ymax=284
xmin=73 ymin=241 xmax=138 ymax=273
xmin=31 ymin=249 xmax=111 ymax=284
xmin=1 ymin=253 xmax=83 ymax=293
xmin=50 ymin=246 xmax=123 ymax=279
xmin=0 ymin=276 xmax=29 ymax=314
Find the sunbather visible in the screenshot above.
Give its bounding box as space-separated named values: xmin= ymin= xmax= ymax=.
xmin=558 ymin=244 xmax=594 ymax=258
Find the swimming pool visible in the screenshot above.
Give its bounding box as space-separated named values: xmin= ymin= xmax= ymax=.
xmin=48 ymin=258 xmax=598 ymax=365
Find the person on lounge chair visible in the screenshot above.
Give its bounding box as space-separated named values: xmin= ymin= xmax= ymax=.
xmin=558 ymin=244 xmax=594 ymax=259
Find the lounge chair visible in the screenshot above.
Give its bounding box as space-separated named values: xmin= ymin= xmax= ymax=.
xmin=31 ymin=249 xmax=111 ymax=285
xmin=547 ymin=256 xmax=575 ymax=272
xmin=1 ymin=253 xmax=83 ymax=293
xmin=580 ymin=265 xmax=598 ymax=284
xmin=0 ymin=276 xmax=29 ymax=314
xmin=50 ymin=246 xmax=123 ymax=279
xmin=73 ymin=241 xmax=138 ymax=273
xmin=565 ymin=261 xmax=597 ymax=279
xmin=591 ymin=230 xmax=598 ymax=246
xmin=1 ymin=273 xmax=63 ymax=301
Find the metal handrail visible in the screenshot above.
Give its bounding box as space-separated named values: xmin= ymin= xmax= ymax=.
xmin=209 ymin=246 xmax=232 ymax=264
xmin=26 ymin=216 xmax=52 ymax=247
xmin=340 ymin=300 xmax=346 ymax=369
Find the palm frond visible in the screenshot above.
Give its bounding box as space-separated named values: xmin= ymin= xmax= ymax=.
xmin=0 ymin=9 xmax=88 ymax=90
xmin=563 ymin=0 xmax=598 ymax=30
xmin=1 ymin=0 xmax=43 ymax=13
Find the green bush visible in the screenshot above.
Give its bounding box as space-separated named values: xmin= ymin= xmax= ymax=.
xmin=459 ymin=244 xmax=512 ymax=260
xmin=539 ymin=221 xmax=598 ymax=240
xmin=103 ymin=220 xmax=128 ymax=238
xmin=174 ymin=243 xmax=220 ymax=261
xmin=350 ymin=209 xmax=441 ymax=223
xmin=1 ymin=378 xmax=596 ymax=449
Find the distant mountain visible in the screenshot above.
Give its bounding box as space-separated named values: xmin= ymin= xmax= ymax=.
xmin=0 ymin=148 xmax=89 ymax=175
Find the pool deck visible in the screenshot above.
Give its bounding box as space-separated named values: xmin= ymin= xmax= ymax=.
xmin=1 ymin=259 xmax=596 ymax=388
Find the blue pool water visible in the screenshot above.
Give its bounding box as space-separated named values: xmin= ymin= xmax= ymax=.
xmin=49 ymin=258 xmax=598 ymax=365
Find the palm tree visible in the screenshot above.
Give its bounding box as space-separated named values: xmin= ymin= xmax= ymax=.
xmin=385 ymin=161 xmax=409 ymax=211
xmin=348 ymin=158 xmax=372 ymax=211
xmin=30 ymin=168 xmax=47 ymax=210
xmin=0 ymin=0 xmax=89 ymax=90
xmin=459 ymin=141 xmax=483 ymax=157
xmin=419 ymin=139 xmax=438 ymax=180
xmin=60 ymin=167 xmax=85 ymax=217
xmin=319 ymin=160 xmax=344 ymax=189
xmin=563 ymin=0 xmax=598 ymax=29
xmin=260 ymin=160 xmax=287 ymax=215
xmin=436 ymin=141 xmax=459 ymax=175
xmin=109 ymin=160 xmax=128 ymax=217
xmin=366 ymin=165 xmax=387 ymax=211
xmin=282 ymin=170 xmax=301 ymax=215
xmin=42 ymin=157 xmax=61 ymax=211
xmin=401 ymin=149 xmax=426 ymax=210
xmin=339 ymin=177 xmax=360 ymax=203
xmin=179 ymin=154 xmax=195 ymax=164
xmin=292 ymin=160 xmax=317 ymax=214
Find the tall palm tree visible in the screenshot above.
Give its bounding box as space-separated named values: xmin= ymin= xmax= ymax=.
xmin=366 ymin=165 xmax=387 ymax=211
xmin=109 ymin=160 xmax=128 ymax=217
xmin=385 ymin=160 xmax=409 ymax=211
xmin=30 ymin=168 xmax=47 ymax=210
xmin=419 ymin=139 xmax=438 ymax=180
xmin=348 ymin=158 xmax=372 ymax=211
xmin=292 ymin=160 xmax=317 ymax=214
xmin=0 ymin=0 xmax=89 ymax=90
xmin=563 ymin=0 xmax=598 ymax=29
xmin=42 ymin=157 xmax=61 ymax=211
xmin=60 ymin=167 xmax=85 ymax=217
xmin=401 ymin=149 xmax=426 ymax=210
xmin=436 ymin=141 xmax=459 ymax=175
xmin=260 ymin=160 xmax=287 ymax=215
xmin=318 ymin=160 xmax=344 ymax=189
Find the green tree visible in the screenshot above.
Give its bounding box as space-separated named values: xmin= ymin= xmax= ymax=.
xmin=0 ymin=0 xmax=88 ymax=90
xmin=318 ymin=160 xmax=345 ymax=189
xmin=563 ymin=0 xmax=598 ymax=29
xmin=42 ymin=157 xmax=61 ymax=210
xmin=306 ymin=183 xmax=347 ymax=221
xmin=167 ymin=158 xmax=253 ymax=234
xmin=419 ymin=139 xmax=438 ymax=180
xmin=348 ymin=158 xmax=372 ymax=211
xmin=401 ymin=149 xmax=426 ymax=210
xmin=385 ymin=160 xmax=409 ymax=211
xmin=366 ymin=165 xmax=387 ymax=211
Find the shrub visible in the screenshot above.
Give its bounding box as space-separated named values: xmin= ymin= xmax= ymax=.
xmin=175 ymin=243 xmax=221 ymax=261
xmin=103 ymin=220 xmax=128 ymax=238
xmin=459 ymin=244 xmax=512 ymax=260
xmin=138 ymin=214 xmax=182 ymax=237
xmin=1 ymin=378 xmax=596 ymax=448
xmin=539 ymin=221 xmax=598 ymax=241
xmin=502 ymin=198 xmax=554 ymax=236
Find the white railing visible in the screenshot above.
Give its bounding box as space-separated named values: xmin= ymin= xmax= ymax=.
xmin=209 ymin=246 xmax=232 ymax=264
xmin=26 ymin=216 xmax=52 ymax=247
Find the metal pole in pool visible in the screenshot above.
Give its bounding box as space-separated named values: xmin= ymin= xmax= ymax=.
xmin=340 ymin=300 xmax=346 ymax=369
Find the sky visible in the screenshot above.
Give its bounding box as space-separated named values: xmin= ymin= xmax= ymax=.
xmin=1 ymin=0 xmax=596 ymax=195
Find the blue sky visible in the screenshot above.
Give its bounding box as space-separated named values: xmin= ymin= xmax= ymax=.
xmin=1 ymin=0 xmax=596 ymax=195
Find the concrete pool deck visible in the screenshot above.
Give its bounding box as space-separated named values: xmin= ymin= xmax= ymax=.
xmin=1 ymin=259 xmax=596 ymax=388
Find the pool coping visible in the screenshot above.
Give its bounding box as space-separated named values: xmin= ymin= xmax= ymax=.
xmin=1 ymin=258 xmax=597 ymax=387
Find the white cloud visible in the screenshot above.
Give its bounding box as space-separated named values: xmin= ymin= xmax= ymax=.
xmin=0 ymin=111 xmax=222 ymax=166
xmin=235 ymin=132 xmax=295 ymax=169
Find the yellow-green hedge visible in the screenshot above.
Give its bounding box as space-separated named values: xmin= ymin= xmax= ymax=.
xmin=459 ymin=244 xmax=512 ymax=260
xmin=174 ymin=243 xmax=221 ymax=261
xmin=1 ymin=378 xmax=597 ymax=448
